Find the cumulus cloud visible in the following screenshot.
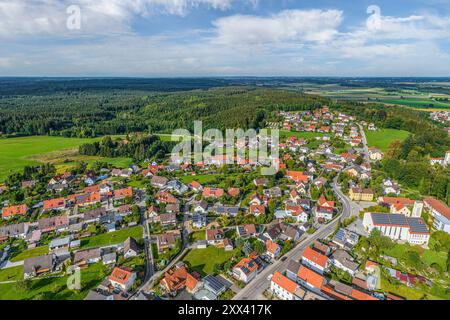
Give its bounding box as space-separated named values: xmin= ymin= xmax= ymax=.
xmin=0 ymin=0 xmax=257 ymax=37
xmin=212 ymin=9 xmax=343 ymax=46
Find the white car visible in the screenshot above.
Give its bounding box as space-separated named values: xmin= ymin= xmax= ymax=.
xmin=267 ymin=274 xmax=273 ymax=281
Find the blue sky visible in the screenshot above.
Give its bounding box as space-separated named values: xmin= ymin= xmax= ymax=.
xmin=1 ymin=0 xmax=450 ymax=76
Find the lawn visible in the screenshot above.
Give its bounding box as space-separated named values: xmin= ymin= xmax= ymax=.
xmin=0 ymin=136 xmax=132 ymax=181
xmin=380 ymin=275 xmax=443 ymax=300
xmin=179 ymin=174 xmax=221 ymax=184
xmin=0 ymin=266 xmax=23 ymax=282
xmin=383 ymin=244 xmax=447 ymax=271
xmin=183 ymin=246 xmax=240 ymax=276
xmin=10 ymin=246 xmax=49 ymax=262
xmin=189 ymin=230 xmax=206 ymax=242
xmin=0 ymin=262 xmax=108 ymax=300
xmin=80 ymin=226 xmax=143 ymax=249
xmin=365 ymin=129 xmax=410 ymax=152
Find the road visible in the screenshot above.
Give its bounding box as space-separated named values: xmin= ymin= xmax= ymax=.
xmin=358 ymin=124 xmax=369 ymax=162
xmin=232 ymin=179 xmax=351 ymax=300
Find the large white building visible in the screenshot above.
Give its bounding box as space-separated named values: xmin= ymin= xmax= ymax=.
xmin=270 ymin=272 xmax=305 ymax=300
xmin=363 ymin=212 xmax=430 ymax=246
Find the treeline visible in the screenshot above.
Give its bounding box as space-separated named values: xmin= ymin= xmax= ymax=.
xmin=79 ymin=135 xmax=172 ymax=162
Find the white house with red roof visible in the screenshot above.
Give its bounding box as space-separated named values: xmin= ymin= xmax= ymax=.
xmin=301 ymin=247 xmax=329 ymax=274
xmin=109 ymin=267 xmax=136 ymax=292
xmin=270 ymin=272 xmax=305 ymax=300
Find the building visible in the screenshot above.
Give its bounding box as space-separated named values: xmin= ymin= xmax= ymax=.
xmin=349 ymin=188 xmax=374 ymax=201
xmin=330 ymin=249 xmax=359 ymax=276
xmin=73 ymin=248 xmax=101 ymax=267
xmin=236 ymin=224 xmax=257 ymax=238
xmin=297 ymin=265 xmax=326 ymax=290
xmin=423 ymin=197 xmax=450 ymax=234
xmin=156 ymin=231 xmax=180 ymax=252
xmin=109 ymin=267 xmax=136 ymax=292
xmin=265 ymin=240 xmax=281 ymax=260
xmin=270 ymin=272 xmax=305 ymax=300
xmin=206 ymin=229 xmax=225 ymax=246
xmin=24 ymin=255 xmax=55 ymax=278
xmin=123 ymin=237 xmax=139 ymax=258
xmin=363 ymin=212 xmax=430 ymax=245
xmin=232 ymin=254 xmax=263 ymax=284
xmin=2 ymin=204 xmax=27 ymax=219
xmin=301 ymin=247 xmax=329 ymax=274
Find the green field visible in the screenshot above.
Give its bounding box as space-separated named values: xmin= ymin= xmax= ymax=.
xmin=0 ymin=136 xmax=132 ymax=181
xmin=365 ymin=129 xmax=410 ymax=152
xmin=183 ymin=246 xmax=240 ymax=276
xmin=10 ymin=246 xmax=49 ymax=262
xmin=179 ymin=174 xmax=221 ymax=184
xmin=0 ymin=266 xmax=23 ymax=282
xmin=80 ymin=226 xmax=143 ymax=249
xmin=0 ymin=262 xmax=108 ymax=300
xmin=381 ymin=98 xmax=450 ymax=109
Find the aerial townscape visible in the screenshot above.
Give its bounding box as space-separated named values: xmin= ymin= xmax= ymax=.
xmin=0 ymin=0 xmax=450 ymax=307
xmin=0 ymin=78 xmax=449 ymax=302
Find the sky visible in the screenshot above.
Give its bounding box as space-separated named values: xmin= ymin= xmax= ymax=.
xmin=1 ymin=0 xmax=450 ymax=77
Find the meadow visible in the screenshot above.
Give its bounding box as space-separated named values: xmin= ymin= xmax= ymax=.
xmin=365 ymin=129 xmax=410 ymax=152
xmin=182 ymin=247 xmax=240 ymax=276
xmin=0 ymin=136 xmax=132 ymax=181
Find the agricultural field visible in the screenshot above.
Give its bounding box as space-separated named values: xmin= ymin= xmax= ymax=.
xmin=0 ymin=136 xmax=132 ymax=181
xmin=182 ymin=246 xmax=240 ymax=276
xmin=79 ymin=226 xmax=143 ymax=249
xmin=365 ymin=129 xmax=410 ymax=152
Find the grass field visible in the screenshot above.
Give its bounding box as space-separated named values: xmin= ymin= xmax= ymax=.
xmin=380 ymin=275 xmax=443 ymax=300
xmin=0 ymin=266 xmax=23 ymax=282
xmin=183 ymin=247 xmax=240 ymax=276
xmin=381 ymin=98 xmax=450 ymax=109
xmin=0 ymin=136 xmax=132 ymax=181
xmin=179 ymin=174 xmax=221 ymax=184
xmin=365 ymin=129 xmax=410 ymax=152
xmin=10 ymin=246 xmax=49 ymax=262
xmin=80 ymin=226 xmax=143 ymax=249
xmin=384 ymin=244 xmax=447 ymax=271
xmin=0 ymin=262 xmax=108 ymax=300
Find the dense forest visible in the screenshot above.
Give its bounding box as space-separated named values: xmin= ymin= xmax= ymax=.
xmin=0 ymin=84 xmax=328 ymax=137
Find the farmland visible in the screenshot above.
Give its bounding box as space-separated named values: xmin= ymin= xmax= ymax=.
xmin=0 ymin=136 xmax=132 ymax=181
xmin=365 ymin=129 xmax=410 ymax=152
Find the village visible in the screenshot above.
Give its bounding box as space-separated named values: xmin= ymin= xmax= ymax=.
xmin=0 ymin=106 xmax=448 ymax=301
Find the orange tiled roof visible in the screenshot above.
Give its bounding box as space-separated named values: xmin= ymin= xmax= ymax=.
xmin=271 ymin=272 xmax=298 ymax=294
xmin=297 ymin=266 xmax=325 ymax=289
xmin=302 ymin=247 xmax=328 ymax=268
xmin=43 ymin=198 xmax=65 ymax=210
xmin=2 ymin=204 xmax=27 ymax=218
xmin=109 ymin=267 xmax=133 ymax=285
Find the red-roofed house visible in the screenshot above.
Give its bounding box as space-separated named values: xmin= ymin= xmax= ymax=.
xmin=203 ymin=187 xmax=225 ymax=199
xmin=114 ymin=187 xmax=133 ymax=200
xmin=43 ymin=198 xmax=65 ymax=211
xmin=249 ymin=204 xmax=266 ymax=217
xmin=297 ymin=266 xmax=325 ymax=290
xmin=2 ymin=204 xmax=27 ymax=219
xmin=270 ymin=272 xmax=305 ymax=300
xmin=286 ymin=171 xmax=309 ymax=183
xmin=318 ymin=195 xmax=335 ymax=208
xmin=265 ymin=240 xmax=281 ymax=259
xmin=109 ymin=267 xmax=136 ymax=292
xmin=227 ymin=188 xmax=240 ymax=198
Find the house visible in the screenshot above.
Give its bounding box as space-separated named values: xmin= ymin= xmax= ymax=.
xmin=285 ymin=171 xmax=309 ymax=183
xmin=191 ymin=181 xmax=203 ymax=192
xmin=166 ymin=203 xmax=180 ymax=214
xmin=330 ymin=249 xmax=359 ymax=276
xmin=270 ymin=272 xmax=305 ymax=300
xmin=160 ymin=263 xmax=197 ymax=294
xmin=265 ymin=240 xmax=281 ymax=259
xmin=2 ymin=204 xmax=27 ymax=219
xmin=22 ymin=180 xmax=36 ymax=189
xmin=211 ymin=205 xmax=239 ymax=217
xmin=202 ymin=275 xmax=231 ymax=297
xmin=227 ymin=188 xmax=240 ymax=198
xmin=102 ymin=252 xmax=117 ymax=265
xmin=232 ymin=254 xmax=263 ymax=284
xmin=332 ymin=228 xmax=359 ymax=250
xmin=315 ymin=206 xmax=334 ymax=221
xmin=249 ymin=204 xmax=266 ymax=216
xmin=0 ymin=223 xmax=28 ymax=240
xmin=123 ymin=237 xmax=139 ymax=258
xmin=73 ymin=248 xmax=101 ymax=267
xmin=223 ymin=238 xmax=234 ymax=251
xmin=155 ymin=191 xmax=178 ymax=204
xmin=43 ymin=198 xmax=65 ymax=211
xmin=286 ymin=259 xmax=302 ymax=282
xmin=236 ymin=224 xmax=257 ymax=238
xmin=390 ymin=203 xmax=411 ymax=216
xmin=368 ymin=147 xmax=384 ymax=161
xmin=193 ymin=200 xmax=208 ymax=214
xmin=264 ymin=221 xmax=300 ymax=242
xmin=109 ymin=267 xmax=136 ymax=292
xmin=301 ymin=247 xmax=329 ymax=274
xmin=349 ymin=188 xmax=374 ymax=201
xmin=24 ymin=254 xmax=55 ymax=278
xmin=83 ymin=207 xmax=107 ymax=224
xmin=363 ymin=212 xmax=430 ymax=245
xmin=206 ymin=229 xmax=225 ymax=246
xmin=166 ymin=180 xmax=189 ymax=194
xmin=203 ymin=187 xmax=225 ymax=199
xmin=253 ymin=178 xmax=268 ymax=187
xmin=156 ymin=231 xmax=180 ymax=252
xmin=154 ymin=213 xmax=177 ymax=228
xmin=49 ymin=236 xmax=71 ymax=251
xmin=382 ymin=179 xmax=400 ymax=196
xmin=38 ymin=215 xmax=69 ymax=233
xmin=114 ymin=187 xmax=133 ymax=200
xmin=297 ymin=265 xmax=325 ymax=290
xmin=318 ymin=195 xmax=335 ymax=208
xmin=313 ymin=240 xmax=331 ymax=256
xmin=192 ymin=213 xmax=206 ymax=228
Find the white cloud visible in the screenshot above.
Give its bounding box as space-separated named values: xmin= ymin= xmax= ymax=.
xmin=212 ymin=9 xmax=343 ymax=46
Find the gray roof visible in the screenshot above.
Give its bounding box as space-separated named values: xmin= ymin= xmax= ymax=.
xmin=331 ymin=249 xmax=359 ymax=272
xmin=49 ymin=236 xmax=71 ymax=248
xmin=286 ymin=259 xmax=301 ymax=275
xmin=124 ymin=237 xmax=139 ymax=253
xmin=371 ymin=213 xmax=429 ymax=234
xmin=0 ymin=223 xmax=27 ymax=238
xmin=24 ymin=255 xmax=53 ymax=275
xmin=203 ymin=275 xmax=231 ymax=295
